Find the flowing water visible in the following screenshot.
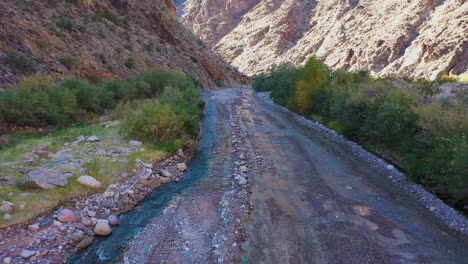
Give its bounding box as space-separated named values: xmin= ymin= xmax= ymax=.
xmin=67 ymin=92 xmax=217 ymax=264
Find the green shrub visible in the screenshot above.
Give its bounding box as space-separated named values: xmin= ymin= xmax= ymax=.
xmin=59 ymin=56 xmax=77 ymax=70
xmin=0 ymin=69 xmax=202 ymax=132
xmin=124 ymin=58 xmax=135 ymax=69
xmin=5 ymin=51 xmax=36 ymax=72
xmin=56 ymin=18 xmax=74 ymax=30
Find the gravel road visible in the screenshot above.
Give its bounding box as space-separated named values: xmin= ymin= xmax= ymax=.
xmin=122 ymin=87 xmax=468 ymax=264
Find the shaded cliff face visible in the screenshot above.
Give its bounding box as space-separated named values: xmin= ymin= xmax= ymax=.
xmin=178 ymin=0 xmax=467 ymax=79
xmin=0 ymin=0 xmax=248 ymax=90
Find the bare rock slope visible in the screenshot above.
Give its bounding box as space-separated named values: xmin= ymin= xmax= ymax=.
xmin=178 ymin=0 xmax=467 ymax=79
xmin=0 ymin=0 xmax=248 ymax=89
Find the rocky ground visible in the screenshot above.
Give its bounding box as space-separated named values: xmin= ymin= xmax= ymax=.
xmin=0 ymin=146 xmax=192 ymax=264
xmin=121 ymin=88 xmax=252 ymax=263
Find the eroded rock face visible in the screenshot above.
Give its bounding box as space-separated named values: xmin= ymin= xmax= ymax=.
xmin=178 ymin=0 xmax=468 ymax=79
xmin=0 ymin=0 xmax=248 ymax=89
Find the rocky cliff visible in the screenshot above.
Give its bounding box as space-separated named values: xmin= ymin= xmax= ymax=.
xmin=0 ymin=0 xmax=248 ymax=90
xmin=178 ymin=0 xmax=468 ymax=79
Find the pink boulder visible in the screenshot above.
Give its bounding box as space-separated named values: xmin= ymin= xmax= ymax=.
xmin=57 ymin=209 xmax=77 ymax=223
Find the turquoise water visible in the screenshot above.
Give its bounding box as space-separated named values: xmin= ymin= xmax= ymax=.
xmin=67 ymin=92 xmax=217 ymax=263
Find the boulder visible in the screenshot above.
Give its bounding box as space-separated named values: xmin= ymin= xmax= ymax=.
xmin=239 ymin=166 xmax=248 ymax=173
xmin=129 ymin=140 xmax=143 ymax=146
xmin=177 ymin=163 xmax=188 ymax=172
xmin=57 ymin=209 xmax=77 ymax=223
xmin=3 ymin=214 xmax=11 ymax=220
xmin=0 ymin=178 xmax=17 ymax=188
xmin=77 ymin=236 xmax=94 ymax=248
xmin=70 ymin=230 xmax=85 ymax=242
xmin=28 ymin=224 xmax=39 ymax=232
xmin=87 ymin=136 xmax=100 ymax=142
xmin=94 ymin=219 xmax=112 ymax=236
xmin=3 ymin=257 xmax=12 ymax=264
xmin=24 ymin=169 xmax=67 ymax=189
xmin=77 ymin=175 xmax=102 ymax=189
xmin=107 ymin=215 xmax=119 ymax=226
xmin=20 ymin=250 xmax=35 ymax=259
xmin=81 ymin=217 xmax=93 ymax=226
xmin=35 ymin=146 xmax=49 ymax=158
xmin=177 ymin=148 xmax=184 ymax=157
xmin=0 ymin=203 xmax=13 ymax=213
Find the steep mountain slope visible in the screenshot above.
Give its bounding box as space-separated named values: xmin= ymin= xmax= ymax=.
xmin=0 ymin=0 xmax=248 ymax=90
xmin=178 ymin=0 xmax=468 ymax=79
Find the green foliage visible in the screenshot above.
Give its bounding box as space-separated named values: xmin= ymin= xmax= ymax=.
xmin=59 ymin=56 xmax=77 ymax=70
xmin=0 ymin=69 xmax=202 ymax=129
xmin=121 ymin=85 xmax=203 ymax=151
xmin=124 ymin=58 xmax=135 ymax=69
xmin=253 ymin=57 xmax=468 ymax=206
xmin=56 ymin=18 xmax=74 ymax=30
xmin=5 ymin=51 xmax=36 ymax=72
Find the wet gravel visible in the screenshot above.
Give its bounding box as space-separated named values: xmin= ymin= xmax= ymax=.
xmin=257 ymin=91 xmax=468 ymax=237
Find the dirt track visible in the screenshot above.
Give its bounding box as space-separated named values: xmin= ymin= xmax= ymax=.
xmin=122 ymin=88 xmax=468 ymax=264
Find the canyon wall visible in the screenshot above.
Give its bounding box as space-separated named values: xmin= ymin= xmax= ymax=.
xmin=178 ymin=0 xmax=467 ymax=79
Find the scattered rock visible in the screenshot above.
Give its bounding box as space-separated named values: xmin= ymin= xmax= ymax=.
xmin=129 ymin=140 xmax=143 ymax=146
xmin=103 ymin=191 xmax=115 ymax=198
xmin=28 ymin=224 xmax=39 ymax=232
xmin=177 ymin=163 xmax=188 ymax=172
xmin=81 ymin=217 xmax=93 ymax=226
xmin=77 ymin=175 xmax=102 ymax=189
xmin=386 ymin=165 xmax=394 ymax=170
xmin=77 ymin=236 xmax=93 ymax=248
xmin=23 ymin=156 xmax=36 ymax=166
xmin=70 ymin=230 xmax=85 ymax=242
xmin=94 ymin=219 xmax=112 ymax=236
xmin=238 ymin=177 xmax=247 ymax=185
xmin=107 ymin=215 xmax=119 ymax=226
xmin=35 ymin=146 xmax=49 ymax=158
xmin=3 ymin=257 xmax=11 ymax=264
xmin=177 ymin=148 xmax=184 ymax=157
xmin=239 ymin=166 xmax=248 ymax=173
xmin=0 ymin=203 xmax=13 ymax=213
xmin=87 ymin=136 xmax=100 ymax=142
xmin=57 ymin=209 xmax=77 ymax=223
xmin=0 ymin=178 xmax=17 ymax=188
xmin=24 ymin=169 xmax=67 ymax=189
xmin=161 ymin=170 xmax=172 ymax=178
xmin=429 ymin=206 xmax=436 ymax=212
xmin=143 ymin=163 xmax=153 ymax=169
xmin=39 ymin=219 xmax=52 ymax=228
xmin=87 ymin=210 xmax=96 ymax=217
xmin=20 ymin=250 xmax=36 ymax=259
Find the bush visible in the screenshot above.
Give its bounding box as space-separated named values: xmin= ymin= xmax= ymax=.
xmin=124 ymin=58 xmax=135 ymax=69
xmin=59 ymin=56 xmax=77 ymax=70
xmin=254 ymin=56 xmax=468 ymax=207
xmin=5 ymin=51 xmax=36 ymax=72
xmin=56 ymin=18 xmax=74 ymax=30
xmin=0 ymin=69 xmax=202 ymax=129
